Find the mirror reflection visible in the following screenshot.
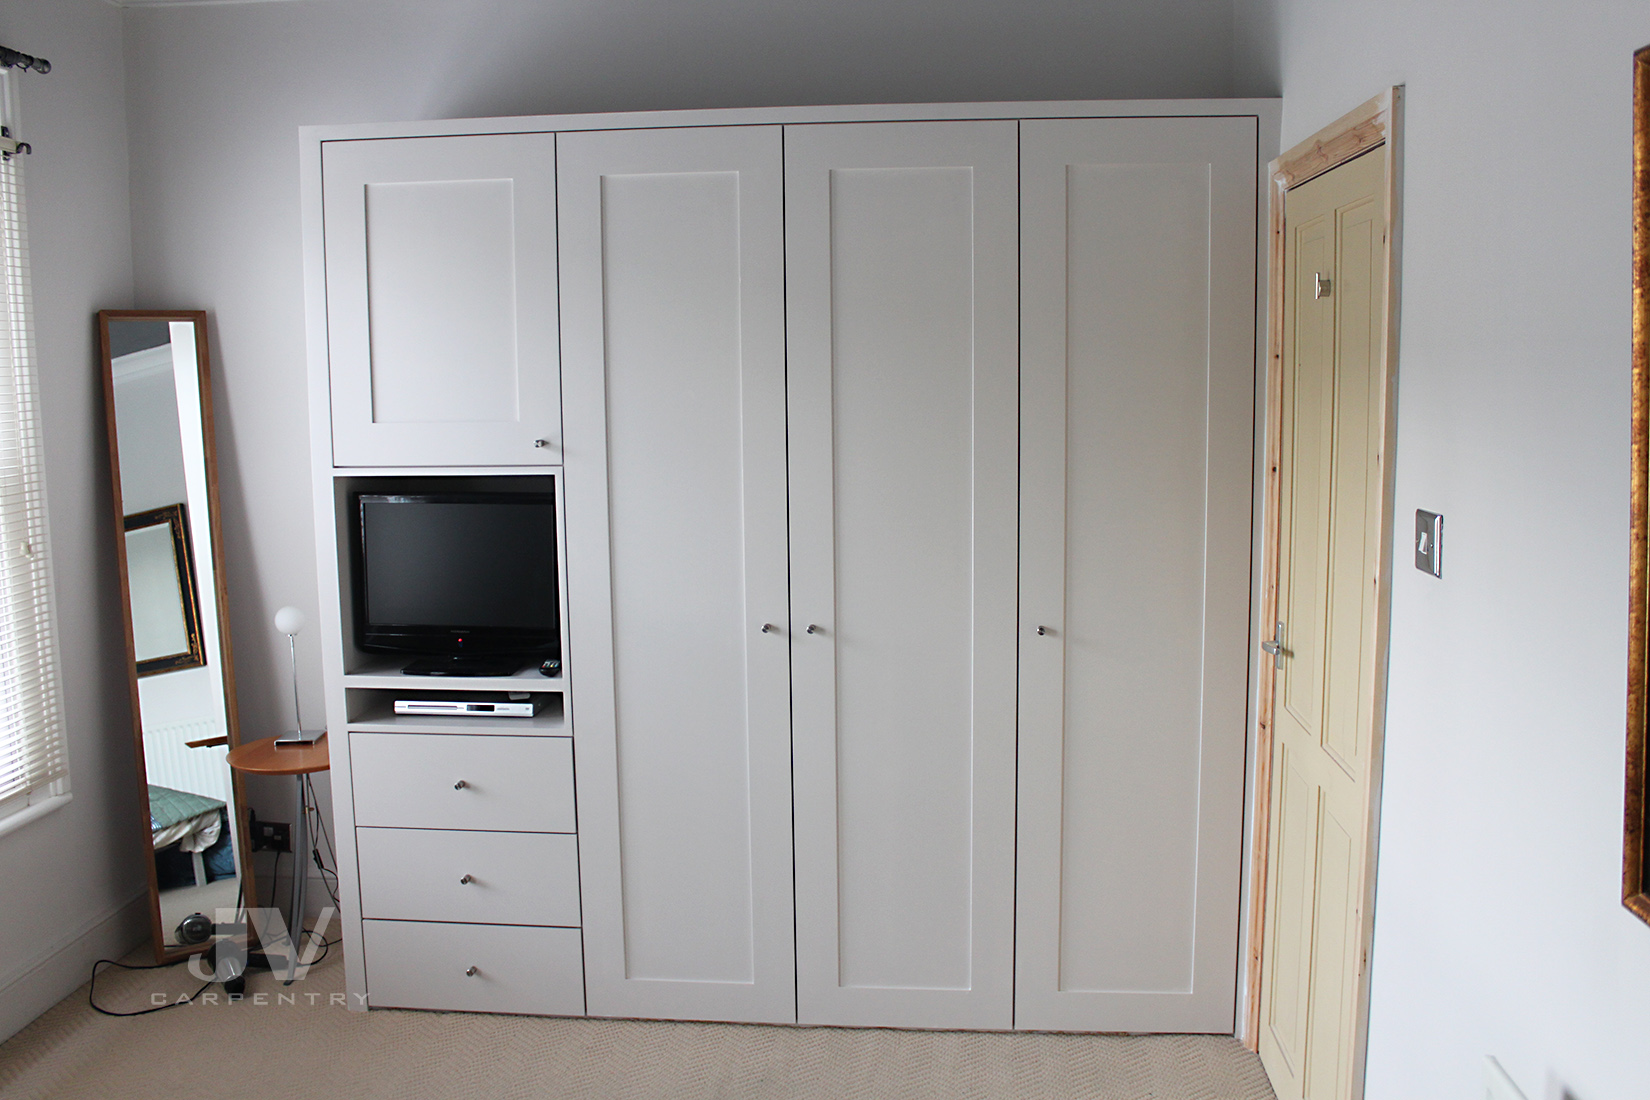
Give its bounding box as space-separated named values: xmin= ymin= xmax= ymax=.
xmin=102 ymin=313 xmax=251 ymax=959
xmin=124 ymin=503 xmax=204 ymax=674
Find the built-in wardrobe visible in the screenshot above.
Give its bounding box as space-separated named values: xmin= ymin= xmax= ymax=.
xmin=302 ymin=100 xmax=1275 ymax=1034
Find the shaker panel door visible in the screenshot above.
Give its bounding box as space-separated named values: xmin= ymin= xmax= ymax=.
xmin=558 ymin=125 xmax=794 ymax=1024
xmin=322 ymin=133 xmax=561 ymax=467
xmin=786 ymin=120 xmax=1019 ymax=1030
xmin=1016 ymin=116 xmax=1257 ymax=1033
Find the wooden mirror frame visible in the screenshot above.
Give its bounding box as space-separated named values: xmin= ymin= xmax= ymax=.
xmin=123 ymin=502 xmax=207 ymax=677
xmin=99 ymin=309 xmax=257 ymax=962
xmin=1626 ymin=45 xmax=1650 ymax=926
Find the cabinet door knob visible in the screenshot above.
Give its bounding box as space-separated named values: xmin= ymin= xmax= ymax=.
xmin=454 ymin=779 xmax=468 ymax=790
xmin=459 ymin=874 xmax=475 ymax=885
xmin=760 ymin=623 xmax=776 ymax=633
xmin=533 ymin=438 xmax=551 ymax=449
xmin=806 ymin=624 xmax=822 ymax=634
xmin=1036 ymin=625 xmax=1050 ymax=636
xmin=465 ymin=966 xmax=479 ymax=977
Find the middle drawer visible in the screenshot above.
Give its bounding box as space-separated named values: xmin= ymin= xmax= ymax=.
xmin=357 ymin=827 xmax=582 ymax=927
xmin=350 ymin=731 xmax=575 ymax=832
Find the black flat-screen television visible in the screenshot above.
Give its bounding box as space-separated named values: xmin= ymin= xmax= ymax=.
xmin=352 ymin=491 xmax=560 ymax=676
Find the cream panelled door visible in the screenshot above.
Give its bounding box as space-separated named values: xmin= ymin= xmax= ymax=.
xmin=321 ymin=133 xmax=561 ymax=467
xmin=1258 ymin=146 xmax=1388 ymax=1100
xmin=1016 ymin=117 xmax=1257 ymax=1033
xmin=787 ymin=121 xmax=1019 ymax=1030
xmin=558 ymin=126 xmax=795 ymax=1024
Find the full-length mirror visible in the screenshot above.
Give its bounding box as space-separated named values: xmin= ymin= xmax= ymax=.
xmin=99 ymin=310 xmax=255 ymax=962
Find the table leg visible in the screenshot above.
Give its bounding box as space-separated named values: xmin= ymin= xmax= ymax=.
xmin=286 ymin=774 xmax=310 ymax=984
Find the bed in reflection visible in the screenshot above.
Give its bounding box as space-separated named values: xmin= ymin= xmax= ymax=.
xmin=149 ymin=784 xmax=228 ymax=886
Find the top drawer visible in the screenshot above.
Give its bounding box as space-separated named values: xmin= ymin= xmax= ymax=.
xmin=350 ymin=732 xmax=575 ymax=832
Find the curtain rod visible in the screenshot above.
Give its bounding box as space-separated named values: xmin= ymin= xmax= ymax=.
xmin=0 ymin=47 xmax=51 ymax=75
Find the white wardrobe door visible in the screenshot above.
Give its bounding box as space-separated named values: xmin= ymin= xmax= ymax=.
xmin=321 ymin=133 xmax=561 ymax=467
xmin=558 ymin=126 xmax=794 ymax=1024
xmin=1016 ymin=117 xmax=1257 ymax=1032
xmin=787 ymin=121 xmax=1018 ymax=1030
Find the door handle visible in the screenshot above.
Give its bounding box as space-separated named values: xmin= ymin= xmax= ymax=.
xmin=1260 ymin=621 xmax=1288 ymax=670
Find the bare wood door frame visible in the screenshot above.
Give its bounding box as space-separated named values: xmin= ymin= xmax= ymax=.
xmin=1244 ymin=88 xmax=1404 ymax=1084
xmin=1624 ymin=44 xmax=1650 ymax=927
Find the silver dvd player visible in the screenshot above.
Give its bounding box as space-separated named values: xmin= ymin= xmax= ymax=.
xmin=395 ymin=697 xmax=540 ymax=718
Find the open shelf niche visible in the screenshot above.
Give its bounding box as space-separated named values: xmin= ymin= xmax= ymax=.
xmin=330 ymin=470 xmax=570 ymax=737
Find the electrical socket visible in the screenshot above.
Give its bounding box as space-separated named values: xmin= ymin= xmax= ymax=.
xmin=253 ymin=820 xmax=291 ymax=852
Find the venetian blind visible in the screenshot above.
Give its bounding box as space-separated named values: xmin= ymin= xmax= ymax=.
xmin=0 ymin=72 xmax=66 ymax=815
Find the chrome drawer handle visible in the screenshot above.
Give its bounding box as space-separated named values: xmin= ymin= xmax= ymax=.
xmin=459 ymin=874 xmax=475 ymax=885
xmin=454 ymin=780 xmax=468 ymax=791
xmin=465 ymin=966 xmax=479 ymax=977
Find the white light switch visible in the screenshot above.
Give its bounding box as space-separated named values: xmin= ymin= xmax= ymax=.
xmin=1415 ymin=509 xmax=1443 ymax=577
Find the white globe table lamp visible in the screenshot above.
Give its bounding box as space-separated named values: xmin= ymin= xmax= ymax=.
xmin=274 ymin=606 xmax=323 ymax=746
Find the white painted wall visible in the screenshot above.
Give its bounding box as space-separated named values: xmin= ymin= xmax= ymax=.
xmin=23 ymin=6 xmax=1650 ymax=1093
xmin=113 ymin=0 xmax=1248 ymax=899
xmin=1233 ymin=2 xmax=1650 ymax=1098
xmin=0 ymin=0 xmax=146 ymax=1045
xmin=0 ymin=0 xmax=1253 ymax=1038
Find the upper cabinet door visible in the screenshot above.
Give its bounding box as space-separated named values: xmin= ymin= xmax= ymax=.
xmin=322 ymin=134 xmax=561 ymax=467
xmin=557 ymin=126 xmax=794 ymax=1025
xmin=786 ymin=121 xmax=1019 ymax=1030
xmin=1016 ymin=117 xmax=1258 ymax=1033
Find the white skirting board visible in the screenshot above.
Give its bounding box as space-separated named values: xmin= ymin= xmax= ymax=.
xmin=0 ymin=889 xmax=151 ymax=1045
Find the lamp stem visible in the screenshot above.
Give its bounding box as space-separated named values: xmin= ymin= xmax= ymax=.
xmin=288 ymin=633 xmax=302 ymax=732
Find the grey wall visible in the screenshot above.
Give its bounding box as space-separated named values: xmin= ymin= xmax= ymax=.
xmin=1232 ymin=1 xmax=1650 ymax=1097
xmin=17 ymin=2 xmax=1650 ymax=1095
xmin=0 ymin=0 xmax=141 ymax=1043
xmin=115 ymin=0 xmax=1249 ymax=897
xmin=111 ymin=365 xmax=188 ymax=516
xmin=0 ymin=0 xmax=1250 ymax=1040
xmin=21 ymin=4 xmax=1650 ymax=1096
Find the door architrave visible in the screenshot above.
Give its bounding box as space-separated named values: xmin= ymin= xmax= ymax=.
xmin=1243 ymin=88 xmax=1404 ymax=1099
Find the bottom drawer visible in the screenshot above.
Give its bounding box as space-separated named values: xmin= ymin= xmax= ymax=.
xmin=363 ymin=920 xmax=585 ymax=1015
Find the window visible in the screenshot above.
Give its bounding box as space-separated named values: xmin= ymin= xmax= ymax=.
xmin=0 ymin=67 xmax=68 ymax=832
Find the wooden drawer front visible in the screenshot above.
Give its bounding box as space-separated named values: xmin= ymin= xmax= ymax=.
xmin=351 ymin=732 xmax=575 ymax=832
xmin=363 ymin=919 xmax=585 ymax=1015
xmin=357 ymin=828 xmax=582 ymax=927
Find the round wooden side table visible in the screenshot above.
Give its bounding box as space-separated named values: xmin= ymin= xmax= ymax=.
xmin=227 ymin=734 xmax=329 ymax=976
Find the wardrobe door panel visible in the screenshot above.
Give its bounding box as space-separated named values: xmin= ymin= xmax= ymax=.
xmin=321 ymin=133 xmax=560 ymax=466
xmin=787 ymin=121 xmax=1018 ymax=1030
xmin=1017 ymin=116 xmax=1257 ymax=1033
xmin=558 ymin=126 xmax=793 ymax=1024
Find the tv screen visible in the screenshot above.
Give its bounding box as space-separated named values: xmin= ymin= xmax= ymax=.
xmin=354 ymin=491 xmax=560 ymax=667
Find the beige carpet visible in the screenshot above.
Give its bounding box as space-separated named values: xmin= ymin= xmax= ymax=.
xmin=0 ymin=950 xmax=1276 ymax=1100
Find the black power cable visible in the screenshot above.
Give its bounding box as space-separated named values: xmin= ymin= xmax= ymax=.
xmin=89 ymin=862 xmax=255 ymax=1017
xmin=88 ymin=957 xmax=214 ymax=1018
xmin=92 ymin=804 xmax=350 ymax=1018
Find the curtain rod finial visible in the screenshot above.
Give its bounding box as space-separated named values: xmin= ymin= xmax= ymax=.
xmin=0 ymin=46 xmax=50 ymax=75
